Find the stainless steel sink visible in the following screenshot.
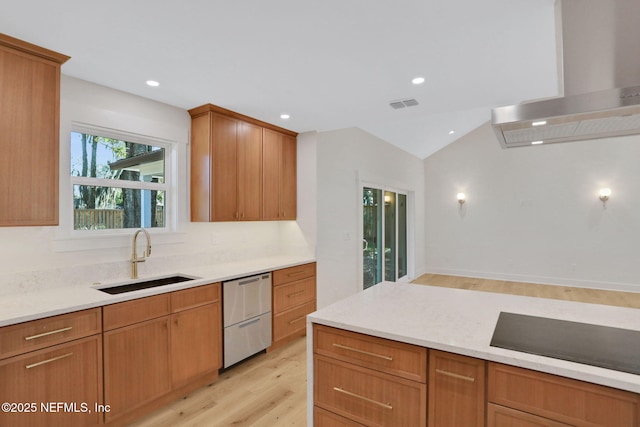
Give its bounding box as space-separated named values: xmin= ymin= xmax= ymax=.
xmin=97 ymin=275 xmax=198 ymax=295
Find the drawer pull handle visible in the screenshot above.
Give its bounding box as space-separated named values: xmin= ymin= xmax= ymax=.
xmin=24 ymin=326 xmax=73 ymax=341
xmin=288 ymin=316 xmax=306 ymax=325
xmin=287 ymin=290 xmax=306 ymax=297
xmin=333 ymin=387 xmax=393 ymax=410
xmin=26 ymin=352 xmax=73 ymax=369
xmin=332 ymin=343 xmax=393 ymax=361
xmin=435 ymin=369 xmax=475 ymax=382
xmin=288 ymin=271 xmax=307 ymax=277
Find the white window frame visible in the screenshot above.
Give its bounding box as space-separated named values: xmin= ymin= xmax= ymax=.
xmin=67 ymin=123 xmax=176 ymax=237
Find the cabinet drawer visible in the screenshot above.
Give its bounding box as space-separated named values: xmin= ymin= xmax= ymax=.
xmin=0 ymin=308 xmax=101 ymax=360
xmin=315 ymin=406 xmax=366 ymax=426
xmin=314 ymin=324 xmax=427 ymax=382
xmin=273 ymin=300 xmax=316 ymax=342
xmin=0 ymin=335 xmax=102 ymax=427
xmin=171 ymin=282 xmax=220 ymax=312
xmin=103 ymin=294 xmax=170 ymax=331
xmin=314 ymin=355 xmax=427 ymax=427
xmin=489 ymin=362 xmax=640 ymax=427
xmin=488 ymin=404 xmax=573 ymax=427
xmin=273 ymin=262 xmax=316 ymax=286
xmin=273 ymin=276 xmax=315 ymax=313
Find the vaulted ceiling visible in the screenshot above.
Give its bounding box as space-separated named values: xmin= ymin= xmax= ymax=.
xmin=0 ymin=0 xmax=558 ymax=158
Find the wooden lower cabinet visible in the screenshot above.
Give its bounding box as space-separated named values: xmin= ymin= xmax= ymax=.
xmin=0 ymin=335 xmax=102 ymax=427
xmin=488 ymin=362 xmax=640 ymax=427
xmin=313 ymin=324 xmax=427 ymax=426
xmin=170 ymin=302 xmax=222 ymax=386
xmin=315 ymin=406 xmax=366 ymax=426
xmin=0 ymin=308 xmax=102 ymax=360
xmin=271 ymin=263 xmax=317 ymax=349
xmin=488 ymin=404 xmax=573 ymax=427
xmin=103 ymin=317 xmax=172 ymax=423
xmin=428 ymin=350 xmax=486 ymax=427
xmin=102 ymin=283 xmax=222 ymax=425
xmin=314 ymin=324 xmax=427 ymax=382
xmin=313 ymin=324 xmax=640 ymax=427
xmin=314 ymin=354 xmax=427 ymax=427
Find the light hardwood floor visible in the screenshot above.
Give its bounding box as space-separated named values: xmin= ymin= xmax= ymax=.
xmin=411 ymin=273 xmax=640 ymax=309
xmin=130 ymin=274 xmax=640 ymax=426
xmin=130 ymin=337 xmax=307 ymax=427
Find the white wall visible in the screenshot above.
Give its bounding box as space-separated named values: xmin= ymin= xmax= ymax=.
xmin=0 ymin=76 xmax=312 ymax=294
xmin=316 ymin=127 xmax=426 ymax=308
xmin=424 ymin=121 xmax=640 ymax=292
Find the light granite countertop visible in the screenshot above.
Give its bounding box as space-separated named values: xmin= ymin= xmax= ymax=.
xmin=306 ymin=282 xmax=640 ymax=394
xmin=0 ymin=255 xmax=315 ymax=327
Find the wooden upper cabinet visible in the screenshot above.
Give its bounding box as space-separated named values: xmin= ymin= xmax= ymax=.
xmin=263 ymin=128 xmax=297 ymax=220
xmin=237 ymin=121 xmax=263 ymax=221
xmin=211 ymin=113 xmax=238 ymax=221
xmin=189 ymin=103 xmax=296 ymax=222
xmin=0 ymin=34 xmax=69 ymax=226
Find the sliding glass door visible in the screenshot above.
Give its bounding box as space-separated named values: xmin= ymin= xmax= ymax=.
xmin=363 ymin=186 xmax=408 ymax=289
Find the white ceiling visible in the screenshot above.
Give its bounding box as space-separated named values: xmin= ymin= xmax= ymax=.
xmin=1 ymin=0 xmax=559 ymax=158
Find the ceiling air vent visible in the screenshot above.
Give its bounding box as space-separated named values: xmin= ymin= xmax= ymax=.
xmin=389 ymin=98 xmax=419 ymax=109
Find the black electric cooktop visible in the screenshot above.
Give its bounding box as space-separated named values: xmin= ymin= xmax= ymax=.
xmin=490 ymin=312 xmax=640 ymax=376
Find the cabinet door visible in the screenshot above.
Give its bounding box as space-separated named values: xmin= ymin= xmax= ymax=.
xmin=428 ymin=350 xmax=486 ymax=427
xmin=171 ymin=302 xmax=222 ymax=386
xmin=103 ymin=317 xmax=171 ymax=423
xmin=0 ymin=39 xmax=67 ymax=226
xmin=190 ymin=112 xmax=214 ymax=222
xmin=263 ymin=129 xmax=297 ymax=220
xmin=0 ymin=336 xmax=101 ymax=427
xmin=262 ymin=128 xmax=281 ymax=220
xmin=279 ymin=133 xmax=297 ymax=220
xmin=211 ymin=113 xmax=238 ymax=221
xmin=237 ymin=121 xmax=262 ymax=220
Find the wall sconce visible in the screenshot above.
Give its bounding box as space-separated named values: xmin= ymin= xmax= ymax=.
xmin=456 ymin=193 xmax=466 ymax=206
xmin=598 ymin=188 xmax=611 ymax=206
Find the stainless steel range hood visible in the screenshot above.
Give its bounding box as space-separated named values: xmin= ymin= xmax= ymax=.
xmin=492 ymin=0 xmax=640 ymax=148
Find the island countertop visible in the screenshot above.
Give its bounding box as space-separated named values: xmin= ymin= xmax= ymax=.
xmin=306 ymin=282 xmax=640 ymax=394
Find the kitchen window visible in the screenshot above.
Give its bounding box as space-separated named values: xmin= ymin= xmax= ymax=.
xmin=70 ymin=127 xmax=170 ymax=231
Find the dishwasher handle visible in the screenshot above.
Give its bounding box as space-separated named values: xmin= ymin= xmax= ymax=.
xmin=239 ymin=277 xmax=261 ymax=286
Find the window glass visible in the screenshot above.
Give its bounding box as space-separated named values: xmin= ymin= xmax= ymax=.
xmin=70 ymin=131 xmax=168 ymax=231
xmin=73 ymin=186 xmax=165 ymax=230
xmin=70 ymin=132 xmax=165 ymax=183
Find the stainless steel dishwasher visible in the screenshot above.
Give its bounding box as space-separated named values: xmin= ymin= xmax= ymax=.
xmin=223 ymin=272 xmax=272 ymax=368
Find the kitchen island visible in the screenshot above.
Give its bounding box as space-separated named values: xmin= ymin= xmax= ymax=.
xmin=306 ymin=282 xmax=640 ymax=426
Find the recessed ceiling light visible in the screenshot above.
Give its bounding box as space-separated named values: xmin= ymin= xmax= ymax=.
xmin=531 ymin=140 xmax=544 ymax=145
xmin=448 ymin=130 xmax=455 ymax=135
xmin=146 ymin=80 xmax=160 ymax=87
xmin=280 ymin=113 xmax=290 ymax=120
xmin=532 ymin=120 xmax=547 ymax=126
xmin=412 ymin=76 xmax=425 ymax=85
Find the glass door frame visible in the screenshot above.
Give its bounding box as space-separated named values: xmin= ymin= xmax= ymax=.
xmin=359 ymin=181 xmax=411 ymax=291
